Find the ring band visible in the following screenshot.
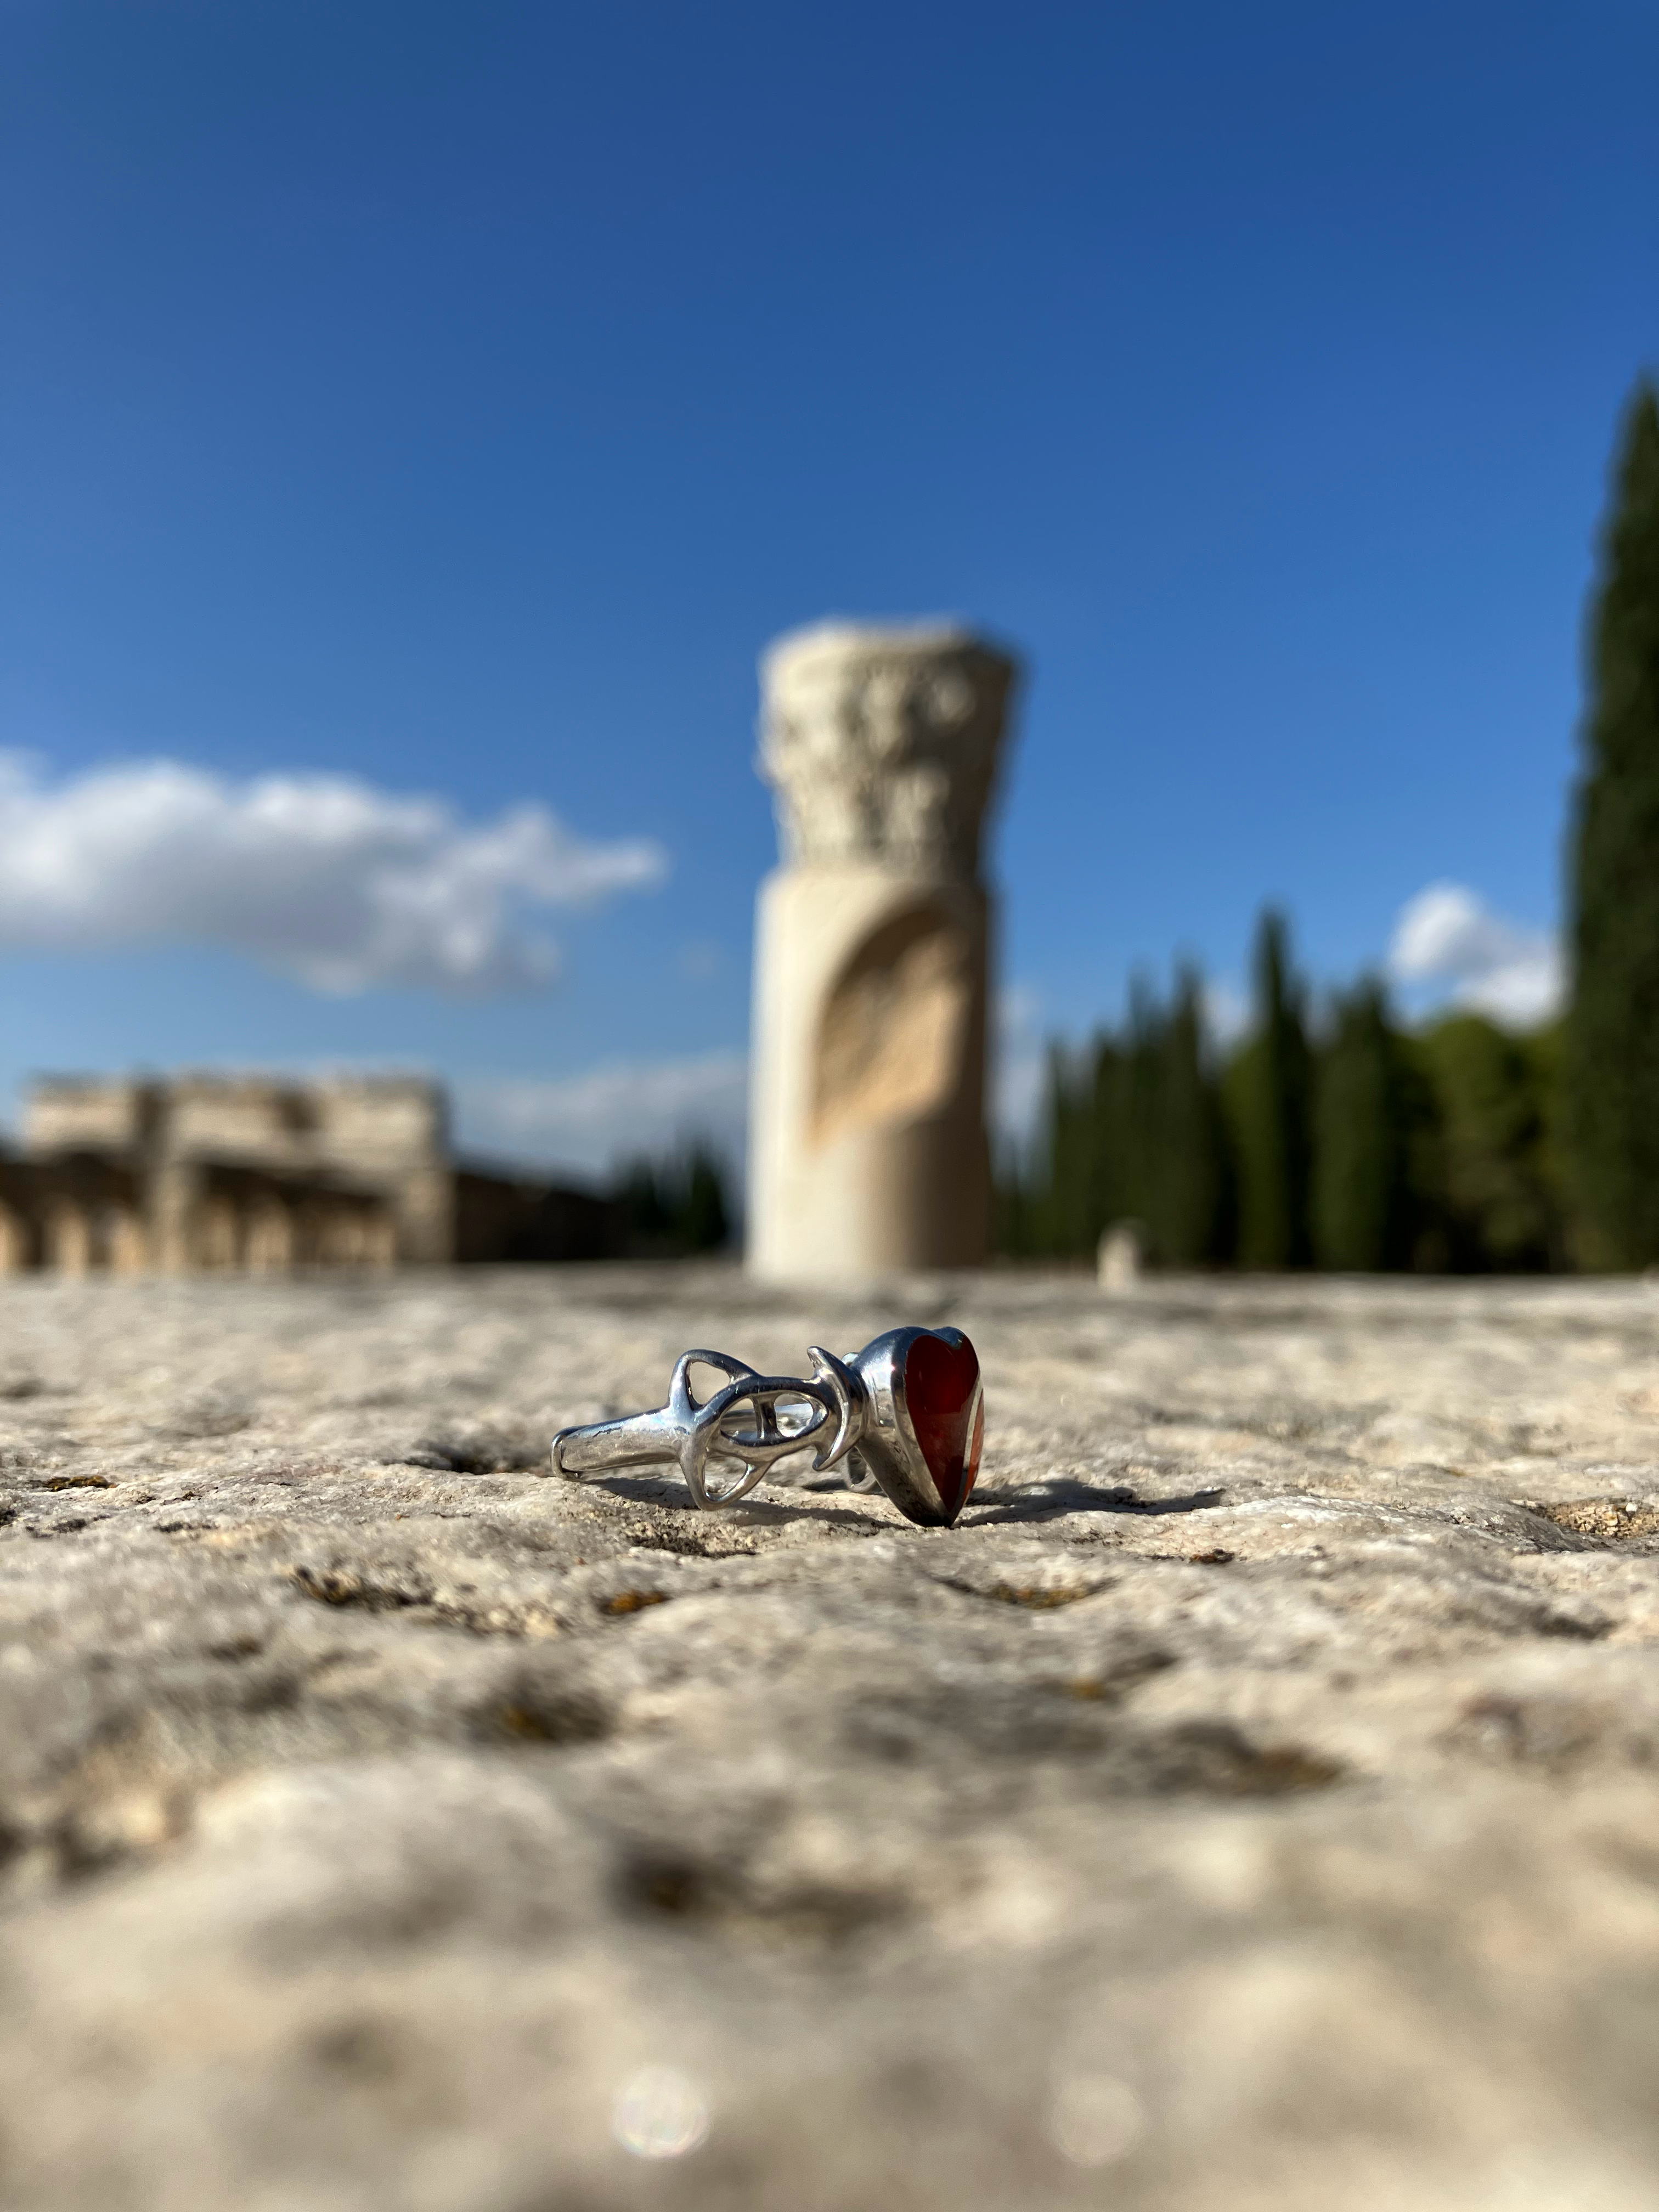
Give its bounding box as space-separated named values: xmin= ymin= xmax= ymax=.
xmin=550 ymin=1326 xmax=985 ymax=1528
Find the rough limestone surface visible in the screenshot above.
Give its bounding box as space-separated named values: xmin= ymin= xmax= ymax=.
xmin=5 ymin=1267 xmax=1659 ymax=2210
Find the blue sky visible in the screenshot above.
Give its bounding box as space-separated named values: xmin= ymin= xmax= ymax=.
xmin=2 ymin=0 xmax=1655 ymax=1172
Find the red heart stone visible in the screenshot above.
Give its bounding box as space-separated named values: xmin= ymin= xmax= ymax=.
xmin=904 ymin=1332 xmax=984 ymax=1520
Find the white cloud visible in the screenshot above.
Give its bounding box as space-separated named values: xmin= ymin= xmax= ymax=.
xmin=0 ymin=751 xmax=665 ymax=993
xmin=1389 ymin=882 xmax=1562 ymax=1026
xmin=455 ymin=1051 xmax=749 ymax=1177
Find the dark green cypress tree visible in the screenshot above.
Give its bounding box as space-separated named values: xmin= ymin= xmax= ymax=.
xmin=1087 ymin=1031 xmax=1130 ymax=1243
xmin=992 ymin=1137 xmax=1036 ymax=1257
xmin=1418 ymin=1013 xmax=1560 ymax=1271
xmin=1156 ymin=967 xmax=1231 ymax=1263
xmin=1034 ymin=1042 xmax=1095 ymax=1258
xmin=1120 ymin=976 xmax=1166 ymax=1239
xmin=1313 ymin=979 xmax=1413 ymax=1271
xmin=618 ymin=1158 xmax=670 ymax=1252
xmin=1228 ymin=909 xmax=1313 ymax=1268
xmin=675 ymin=1143 xmax=731 ymax=1252
xmin=1567 ymin=378 xmax=1659 ymax=1266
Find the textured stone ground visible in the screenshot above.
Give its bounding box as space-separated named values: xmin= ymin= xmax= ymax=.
xmin=5 ymin=1266 xmax=1659 ymax=2210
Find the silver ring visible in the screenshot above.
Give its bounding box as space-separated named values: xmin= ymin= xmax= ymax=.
xmin=549 ymin=1326 xmax=985 ymax=1528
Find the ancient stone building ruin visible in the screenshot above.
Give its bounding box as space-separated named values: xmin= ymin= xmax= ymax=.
xmin=0 ymin=1075 xmax=619 ymax=1273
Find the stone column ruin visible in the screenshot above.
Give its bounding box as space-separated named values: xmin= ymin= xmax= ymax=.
xmin=747 ymin=621 xmax=1018 ymax=1286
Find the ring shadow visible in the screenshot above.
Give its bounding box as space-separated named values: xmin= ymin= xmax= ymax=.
xmin=565 ymin=1469 xmax=902 ymax=1534
xmin=964 ymin=1480 xmax=1226 ymax=1527
xmin=562 ymin=1468 xmax=1224 ymax=1534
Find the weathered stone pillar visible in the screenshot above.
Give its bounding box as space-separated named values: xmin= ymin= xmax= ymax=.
xmin=245 ymin=1200 xmax=295 ymax=1276
xmin=364 ymin=1206 xmax=397 ymax=1271
xmin=200 ymin=1198 xmax=240 ymax=1270
xmin=391 ymin=1167 xmax=455 ymax=1266
xmin=46 ymin=1203 xmax=92 ymax=1277
xmin=0 ymin=1206 xmax=30 ymax=1274
xmin=151 ymin=1159 xmax=204 ymax=1276
xmin=747 ymin=622 xmax=1018 ymax=1286
xmin=107 ymin=1209 xmax=148 ymax=1276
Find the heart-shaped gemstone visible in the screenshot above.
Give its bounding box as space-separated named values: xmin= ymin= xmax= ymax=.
xmin=904 ymin=1331 xmax=983 ymax=1519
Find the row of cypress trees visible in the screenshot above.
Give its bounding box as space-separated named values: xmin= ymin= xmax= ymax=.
xmin=999 ymin=916 xmax=1562 ymax=1271
xmin=616 ymin=1142 xmax=731 ymax=1255
xmin=1005 ymin=372 xmax=1659 ymax=1273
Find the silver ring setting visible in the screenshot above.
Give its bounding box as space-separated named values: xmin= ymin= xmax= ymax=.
xmin=549 ymin=1326 xmax=985 ymax=1528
